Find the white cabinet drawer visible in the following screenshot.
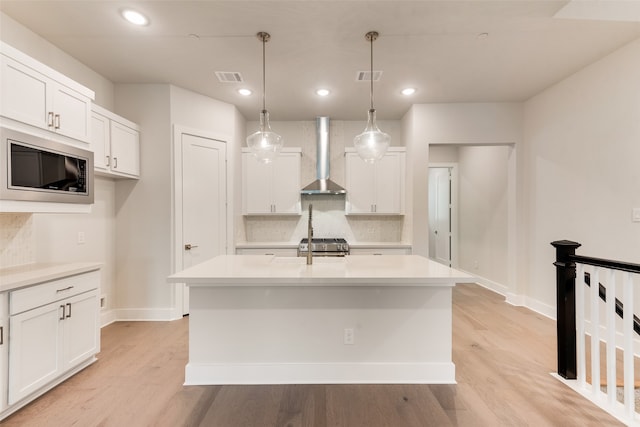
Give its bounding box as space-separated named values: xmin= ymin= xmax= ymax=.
xmin=9 ymin=270 xmax=99 ymax=316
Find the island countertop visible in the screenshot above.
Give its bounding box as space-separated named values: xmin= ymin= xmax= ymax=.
xmin=169 ymin=254 xmax=470 ymax=385
xmin=168 ymin=254 xmax=471 ymax=286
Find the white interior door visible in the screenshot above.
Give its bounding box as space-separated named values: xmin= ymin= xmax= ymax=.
xmin=428 ymin=167 xmax=452 ymax=266
xmin=180 ymin=132 xmax=227 ymax=315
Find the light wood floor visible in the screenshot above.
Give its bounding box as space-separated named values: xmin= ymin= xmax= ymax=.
xmin=1 ymin=284 xmax=624 ymax=426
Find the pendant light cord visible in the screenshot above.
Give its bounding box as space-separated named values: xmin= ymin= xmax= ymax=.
xmin=370 ymin=33 xmax=374 ymax=111
xmin=262 ymin=34 xmax=266 ymax=112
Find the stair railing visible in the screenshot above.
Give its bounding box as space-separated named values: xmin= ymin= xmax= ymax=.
xmin=552 ymin=240 xmax=640 ymax=424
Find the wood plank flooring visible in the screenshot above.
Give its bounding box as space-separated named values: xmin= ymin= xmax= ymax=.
xmin=1 ymin=284 xmax=624 ymax=426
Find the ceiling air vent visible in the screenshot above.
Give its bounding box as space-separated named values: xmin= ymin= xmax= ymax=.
xmin=215 ymin=71 xmax=244 ymax=83
xmin=356 ymin=70 xmax=382 ymax=81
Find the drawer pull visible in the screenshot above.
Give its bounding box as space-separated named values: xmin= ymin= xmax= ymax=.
xmin=56 ymin=286 xmax=74 ymax=293
xmin=66 ymin=302 xmax=72 ymax=318
xmin=59 ymin=305 xmax=66 ymax=320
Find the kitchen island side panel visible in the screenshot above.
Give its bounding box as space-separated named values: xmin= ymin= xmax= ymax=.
xmin=185 ymin=284 xmax=454 ymax=385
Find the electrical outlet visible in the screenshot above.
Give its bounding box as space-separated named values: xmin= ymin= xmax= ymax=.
xmin=77 ymin=231 xmax=86 ymax=244
xmin=633 ymin=208 xmax=640 ymax=223
xmin=344 ymin=328 xmax=354 ymax=345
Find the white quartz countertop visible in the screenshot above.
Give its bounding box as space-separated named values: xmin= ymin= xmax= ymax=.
xmin=168 ymin=255 xmax=470 ymax=286
xmin=0 ymin=262 xmax=102 ymax=292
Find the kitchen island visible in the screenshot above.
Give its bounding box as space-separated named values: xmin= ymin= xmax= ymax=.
xmin=168 ymin=254 xmax=470 ymax=385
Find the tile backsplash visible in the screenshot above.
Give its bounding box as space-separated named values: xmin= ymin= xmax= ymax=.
xmin=0 ymin=213 xmax=35 ymax=268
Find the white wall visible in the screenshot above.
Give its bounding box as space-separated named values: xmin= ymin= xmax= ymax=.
xmin=112 ymin=84 xmax=242 ymax=320
xmin=458 ymin=146 xmax=510 ymax=287
xmin=112 ymin=84 xmax=172 ymax=318
xmin=402 ymin=103 xmax=522 ymax=270
xmin=523 ymin=38 xmax=640 ymax=312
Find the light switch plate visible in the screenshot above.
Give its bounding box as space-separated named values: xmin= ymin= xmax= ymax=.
xmin=633 ymin=208 xmax=640 ymax=223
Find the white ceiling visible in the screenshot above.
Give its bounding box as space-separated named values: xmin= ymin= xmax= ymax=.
xmin=2 ymin=1 xmax=640 ymax=121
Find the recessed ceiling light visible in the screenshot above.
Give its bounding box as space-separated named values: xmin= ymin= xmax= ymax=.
xmin=401 ymin=88 xmax=416 ymax=96
xmin=316 ymin=89 xmax=330 ymax=97
xmin=121 ymin=9 xmax=149 ymax=26
xmin=238 ymin=88 xmax=252 ymax=96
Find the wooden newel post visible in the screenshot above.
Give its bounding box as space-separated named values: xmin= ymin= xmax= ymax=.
xmin=551 ymin=240 xmax=581 ymax=380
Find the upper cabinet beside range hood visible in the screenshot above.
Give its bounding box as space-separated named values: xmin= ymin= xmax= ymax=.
xmin=301 ymin=117 xmax=346 ymax=195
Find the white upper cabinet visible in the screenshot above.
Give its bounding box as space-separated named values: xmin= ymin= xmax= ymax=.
xmin=91 ymin=105 xmax=140 ymax=179
xmin=0 ymin=43 xmax=94 ymax=143
xmin=345 ymin=147 xmax=406 ymax=215
xmin=242 ymin=148 xmax=302 ymax=215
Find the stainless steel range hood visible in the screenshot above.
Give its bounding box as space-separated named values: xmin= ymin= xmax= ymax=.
xmin=301 ymin=117 xmax=346 ymax=195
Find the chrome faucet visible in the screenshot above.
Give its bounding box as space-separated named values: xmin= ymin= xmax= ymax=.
xmin=307 ymin=204 xmax=313 ymax=265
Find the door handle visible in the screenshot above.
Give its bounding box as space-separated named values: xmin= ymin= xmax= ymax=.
xmin=66 ymin=302 xmax=72 ymax=318
xmin=184 ymin=244 xmax=199 ymax=250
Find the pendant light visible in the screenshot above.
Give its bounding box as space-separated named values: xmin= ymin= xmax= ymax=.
xmin=246 ymin=32 xmax=283 ymax=164
xmin=353 ymin=31 xmax=390 ymax=163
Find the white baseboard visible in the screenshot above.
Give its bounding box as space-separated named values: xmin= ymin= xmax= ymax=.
xmin=100 ymin=309 xmax=117 ymax=327
xmin=184 ymin=362 xmax=456 ymax=385
xmin=457 ymin=270 xmax=556 ymax=320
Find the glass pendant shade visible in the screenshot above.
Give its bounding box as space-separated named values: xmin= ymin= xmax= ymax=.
xmin=354 ymin=31 xmax=389 ymax=163
xmin=246 ymin=31 xmax=282 ymax=164
xmin=246 ymin=110 xmax=283 ymax=164
xmin=354 ymin=109 xmax=390 ymax=163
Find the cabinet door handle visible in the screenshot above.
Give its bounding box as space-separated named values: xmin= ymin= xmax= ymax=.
xmin=59 ymin=305 xmax=66 ymax=320
xmin=113 ymin=157 xmax=118 ymax=168
xmin=106 ymin=155 xmax=110 ymax=167
xmin=47 ymin=112 xmax=54 ymax=127
xmin=66 ymin=302 xmax=72 ymax=318
xmin=0 ymin=326 xmax=3 ymax=345
xmin=54 ymin=114 xmax=61 ymax=129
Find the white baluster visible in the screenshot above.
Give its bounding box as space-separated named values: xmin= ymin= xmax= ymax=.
xmin=623 ymin=272 xmax=634 ymax=419
xmin=590 ymin=266 xmax=600 ymax=396
xmin=605 ymin=268 xmax=616 ymax=406
xmin=577 ymin=263 xmax=586 ymax=389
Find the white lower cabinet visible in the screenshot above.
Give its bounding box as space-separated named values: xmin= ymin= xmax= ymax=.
xmin=8 ymin=301 xmax=63 ymax=404
xmin=0 ymin=293 xmax=7 ymax=413
xmin=1 ymin=269 xmax=99 ymax=415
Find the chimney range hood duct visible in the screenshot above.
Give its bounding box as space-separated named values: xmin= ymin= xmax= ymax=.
xmin=301 ymin=117 xmax=346 ymax=195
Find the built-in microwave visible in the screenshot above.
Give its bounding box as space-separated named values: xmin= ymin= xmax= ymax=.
xmin=1 ymin=127 xmax=94 ymax=204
